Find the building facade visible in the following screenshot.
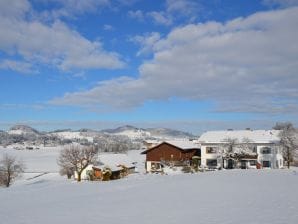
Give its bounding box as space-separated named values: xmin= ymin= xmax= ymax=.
xmin=198 ymin=130 xmax=284 ymax=169
xmin=141 ymin=141 xmax=200 ymax=172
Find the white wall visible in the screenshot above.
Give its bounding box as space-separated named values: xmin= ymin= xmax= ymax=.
xmin=200 ymin=145 xmax=222 ymax=169
xmin=145 ymin=161 xmax=164 ymax=172
xmin=74 ymin=164 xmax=94 ymax=180
xmin=200 ymin=143 xmax=284 ymax=169
xmin=257 ymin=145 xmax=284 ymax=168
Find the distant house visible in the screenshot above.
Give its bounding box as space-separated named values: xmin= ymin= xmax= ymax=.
xmin=74 ymin=164 xmax=99 ymax=180
xmin=99 ymin=153 xmax=136 ymax=175
xmin=141 ymin=141 xmax=200 ymax=173
xmin=74 ymin=153 xmax=136 ymax=181
xmin=198 ymin=130 xmax=284 ymax=169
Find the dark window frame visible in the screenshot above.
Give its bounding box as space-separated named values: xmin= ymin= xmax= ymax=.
xmin=206 ymin=147 xmax=217 ymax=154
xmin=261 ymin=147 xmax=272 ymax=154
xmin=262 ymin=160 xmax=271 ymax=168
xmin=206 ymin=159 xmax=217 ymax=167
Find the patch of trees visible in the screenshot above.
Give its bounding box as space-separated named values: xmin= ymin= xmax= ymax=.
xmin=221 ymin=137 xmax=256 ymax=156
xmin=273 ymin=122 xmax=298 ymax=168
xmin=0 ymin=154 xmax=25 ymax=187
xmin=58 ymin=145 xmax=99 ymax=182
xmin=220 ymin=137 xmax=256 ymax=168
xmin=94 ymin=135 xmax=141 ymax=153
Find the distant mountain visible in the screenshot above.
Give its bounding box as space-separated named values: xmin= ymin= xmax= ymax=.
xmin=1 ymin=124 xmax=196 ymax=147
xmin=146 ymin=128 xmax=195 ymax=139
xmin=103 ymin=125 xmax=143 ymax=134
xmin=103 ymin=125 xmax=195 ymax=139
xmin=8 ymin=125 xmax=40 ymax=135
xmin=50 ymin=129 xmax=72 ymax=133
xmin=78 ymin=128 xmax=99 ymax=133
xmin=102 ymin=125 xmax=150 ymax=139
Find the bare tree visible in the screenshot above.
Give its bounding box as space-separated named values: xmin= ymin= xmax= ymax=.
xmin=221 ymin=138 xmax=238 ymax=156
xmin=94 ymin=135 xmax=140 ymax=153
xmin=57 ymin=145 xmax=98 ymax=182
xmin=0 ymin=154 xmax=25 ymax=187
xmin=221 ymin=138 xmax=256 ymax=169
xmin=59 ymin=166 xmax=75 ymax=179
xmin=273 ymin=122 xmax=293 ymax=130
xmin=277 ymin=122 xmax=298 ymax=169
xmin=239 ymin=138 xmax=256 ymax=155
xmin=220 ymin=138 xmax=238 ymax=169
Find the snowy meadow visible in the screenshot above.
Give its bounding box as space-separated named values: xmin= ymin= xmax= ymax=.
xmin=0 ymin=147 xmax=298 ymax=224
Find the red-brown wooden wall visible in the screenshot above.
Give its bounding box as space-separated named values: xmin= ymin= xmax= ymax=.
xmin=143 ymin=142 xmax=198 ymax=162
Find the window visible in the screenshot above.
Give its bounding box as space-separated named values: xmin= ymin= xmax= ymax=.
xmin=206 ymin=147 xmax=217 ymax=154
xmin=249 ymin=160 xmax=256 ymax=166
xmin=206 ymin=159 xmax=217 ymax=167
xmin=252 ymin=146 xmax=257 ymax=153
xmin=261 ymin=147 xmax=271 ymax=154
xmin=262 ymin=161 xmax=271 ymax=168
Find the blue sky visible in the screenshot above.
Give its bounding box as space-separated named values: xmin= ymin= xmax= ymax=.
xmin=0 ymin=0 xmax=298 ymax=134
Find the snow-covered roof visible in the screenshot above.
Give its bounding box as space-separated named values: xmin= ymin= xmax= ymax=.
xmin=165 ymin=140 xmax=200 ymax=149
xmin=142 ymin=140 xmax=200 ymax=154
xmin=143 ymin=139 xmax=161 ymax=144
xmin=98 ymin=153 xmax=136 ymax=171
xmin=198 ymin=130 xmax=280 ymax=144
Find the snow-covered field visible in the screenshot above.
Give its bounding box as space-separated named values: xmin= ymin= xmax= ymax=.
xmin=0 ymin=147 xmax=298 ymax=224
xmin=0 ymin=146 xmax=62 ymax=173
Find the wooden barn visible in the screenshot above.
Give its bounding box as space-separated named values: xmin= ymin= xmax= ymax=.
xmin=141 ymin=141 xmax=200 ymax=173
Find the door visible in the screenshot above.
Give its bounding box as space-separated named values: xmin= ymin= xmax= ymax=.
xmin=240 ymin=160 xmax=247 ymax=169
xmin=227 ymin=159 xmax=234 ymax=169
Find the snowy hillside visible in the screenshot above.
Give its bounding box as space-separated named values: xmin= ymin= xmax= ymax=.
xmin=8 ymin=124 xmax=40 ymax=135
xmin=51 ymin=131 xmax=94 ymax=142
xmin=0 ymin=125 xmax=195 ymax=148
xmin=103 ymin=125 xmax=195 ymax=139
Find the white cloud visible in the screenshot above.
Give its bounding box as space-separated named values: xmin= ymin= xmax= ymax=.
xmin=0 ymin=0 xmax=124 ymax=72
xmin=129 ymin=32 xmax=161 ymax=56
xmin=0 ymin=0 xmax=31 ymax=19
xmin=50 ymin=7 xmax=298 ymax=114
xmin=116 ymin=0 xmax=139 ymax=6
xmin=166 ymin=0 xmax=199 ymax=15
xmin=128 ymin=10 xmax=144 ymax=21
xmin=0 ymin=103 xmax=45 ymax=110
xmin=263 ymin=0 xmax=298 ymax=7
xmin=128 ymin=1 xmax=199 ymax=26
xmin=147 ymin=11 xmax=172 ymax=26
xmin=103 ymin=24 xmax=114 ymax=31
xmin=36 ymin=0 xmax=110 ymax=20
xmin=0 ymin=60 xmax=37 ymax=74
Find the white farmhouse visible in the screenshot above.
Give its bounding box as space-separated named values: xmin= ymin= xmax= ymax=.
xmin=198 ymin=130 xmax=284 ymax=169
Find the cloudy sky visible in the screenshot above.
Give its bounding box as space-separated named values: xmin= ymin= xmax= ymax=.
xmin=0 ymin=0 xmax=298 ymax=134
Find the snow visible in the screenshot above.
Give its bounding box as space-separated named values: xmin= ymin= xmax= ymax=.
xmin=99 ymin=153 xmax=138 ymax=170
xmin=164 ymin=140 xmax=200 ymax=149
xmin=112 ymin=129 xmax=151 ymax=139
xmin=52 ymin=131 xmax=94 ymax=142
xmin=7 ymin=129 xmax=28 ymax=135
xmin=1 ymin=147 xmax=298 ymax=224
xmin=0 ymin=146 xmax=61 ymax=172
xmin=199 ymin=130 xmax=280 ymax=144
xmin=1 ymin=169 xmax=298 ymax=224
